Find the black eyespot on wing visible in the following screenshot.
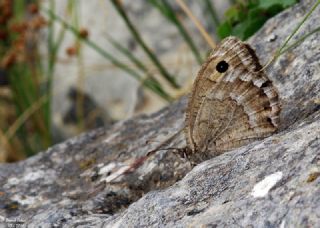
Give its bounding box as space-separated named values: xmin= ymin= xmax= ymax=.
xmin=216 ymin=60 xmax=229 ymax=73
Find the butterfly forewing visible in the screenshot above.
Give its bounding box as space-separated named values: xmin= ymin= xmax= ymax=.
xmin=185 ymin=36 xmax=280 ymax=159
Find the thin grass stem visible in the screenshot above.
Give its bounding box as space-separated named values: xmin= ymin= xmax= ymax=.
xmin=106 ymin=35 xmax=172 ymax=101
xmin=261 ymin=0 xmax=320 ymax=70
xmin=204 ymin=0 xmax=220 ymax=27
xmin=279 ymin=26 xmax=320 ymax=55
xmin=42 ymin=8 xmax=172 ymax=101
xmin=110 ymin=0 xmax=180 ymax=88
xmin=149 ymin=0 xmax=203 ymax=64
xmin=175 ymin=0 xmax=216 ymax=49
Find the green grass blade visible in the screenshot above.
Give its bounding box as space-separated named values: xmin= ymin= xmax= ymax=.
xmin=275 ymin=0 xmax=320 ymax=60
xmin=148 ymin=0 xmax=203 ymax=64
xmin=204 ymin=0 xmax=220 ymax=27
xmin=42 ymin=8 xmax=172 ymax=101
xmin=106 ymin=35 xmax=173 ymax=101
xmin=279 ymin=26 xmax=320 ymax=55
xmin=110 ymin=0 xmax=180 ymax=88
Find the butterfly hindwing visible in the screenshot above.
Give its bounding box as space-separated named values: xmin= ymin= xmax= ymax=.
xmin=185 ymin=37 xmax=280 ymax=159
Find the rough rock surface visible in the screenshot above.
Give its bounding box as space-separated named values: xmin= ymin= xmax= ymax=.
xmin=1 ymin=0 xmax=320 ymax=227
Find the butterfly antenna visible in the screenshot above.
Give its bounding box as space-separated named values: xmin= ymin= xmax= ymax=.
xmin=107 ymin=128 xmax=185 ymax=182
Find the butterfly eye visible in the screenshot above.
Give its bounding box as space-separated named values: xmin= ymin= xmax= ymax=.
xmin=216 ymin=60 xmax=229 ymax=73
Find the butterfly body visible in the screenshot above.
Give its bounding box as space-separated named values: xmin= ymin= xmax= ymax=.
xmin=185 ymin=37 xmax=280 ymax=162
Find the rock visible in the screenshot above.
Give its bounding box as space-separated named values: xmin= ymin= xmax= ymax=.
xmin=1 ymin=0 xmax=320 ymax=227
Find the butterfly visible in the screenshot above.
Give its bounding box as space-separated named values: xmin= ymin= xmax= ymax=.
xmin=108 ymin=36 xmax=281 ymax=180
xmin=184 ymin=36 xmax=280 ymax=163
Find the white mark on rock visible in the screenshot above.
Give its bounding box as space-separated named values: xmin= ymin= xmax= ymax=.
xmin=106 ymin=218 xmax=123 ymax=228
xmin=105 ymin=165 xmax=130 ymax=183
xmin=98 ymin=163 xmax=117 ymax=175
xmin=103 ymin=131 xmax=120 ymax=144
xmin=11 ymin=194 xmax=38 ymax=206
xmin=0 ymin=215 xmax=6 ymax=221
xmin=98 ymin=161 xmax=134 ymax=183
xmin=23 ymin=170 xmax=45 ymax=182
xmin=4 ymin=169 xmax=56 ymax=189
xmin=267 ymin=34 xmax=277 ymax=42
xmin=6 ymin=177 xmax=20 ymax=186
xmin=5 ymin=170 xmax=44 ymax=187
xmin=251 ymin=171 xmax=283 ymax=198
xmin=143 ymin=161 xmax=157 ymax=175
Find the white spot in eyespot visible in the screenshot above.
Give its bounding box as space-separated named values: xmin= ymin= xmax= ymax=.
xmin=251 ymin=171 xmax=283 ymax=198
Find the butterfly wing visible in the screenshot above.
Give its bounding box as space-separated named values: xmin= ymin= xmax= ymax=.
xmin=185 ymin=37 xmax=280 ymax=158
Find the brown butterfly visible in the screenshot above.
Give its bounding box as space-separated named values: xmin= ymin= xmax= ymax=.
xmin=183 ymin=36 xmax=280 ymax=163
xmin=109 ymin=36 xmax=281 ymax=180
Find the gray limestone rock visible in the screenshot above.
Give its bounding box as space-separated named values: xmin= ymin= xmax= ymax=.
xmin=1 ymin=0 xmax=320 ymax=227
